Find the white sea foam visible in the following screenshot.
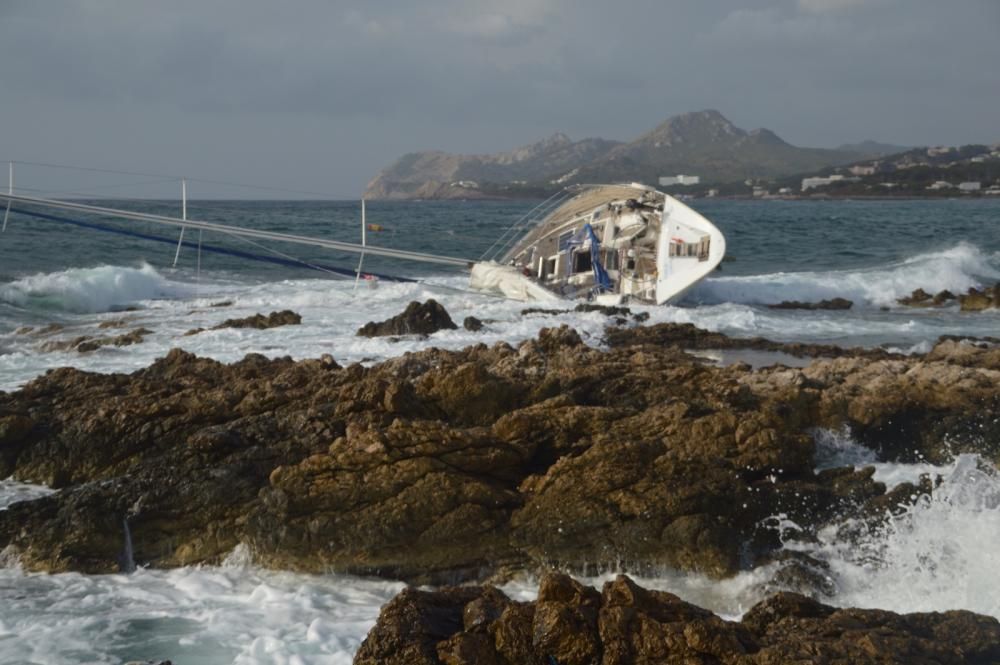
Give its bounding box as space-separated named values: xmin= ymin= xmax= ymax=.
xmin=692 ymin=242 xmax=1000 ymax=308
xmin=0 ymin=478 xmax=55 ymax=510
xmin=0 ymin=263 xmax=182 ymax=314
xmin=794 ymin=454 xmax=1000 ymax=617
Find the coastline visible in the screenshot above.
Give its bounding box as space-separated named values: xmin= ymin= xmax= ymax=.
xmin=3 ymin=307 xmax=1000 ymax=660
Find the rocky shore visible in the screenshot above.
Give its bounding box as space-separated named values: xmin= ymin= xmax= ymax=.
xmin=2 ymin=304 xmax=1000 ymax=659
xmin=357 ymin=572 xmax=1000 ymax=664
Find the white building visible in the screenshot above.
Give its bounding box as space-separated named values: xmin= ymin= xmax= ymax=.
xmin=659 ymin=174 xmax=700 ymax=186
xmin=927 ymin=181 xmax=954 ymax=190
xmin=959 ymin=181 xmax=981 ymax=192
xmin=801 ymin=175 xmax=843 ymax=191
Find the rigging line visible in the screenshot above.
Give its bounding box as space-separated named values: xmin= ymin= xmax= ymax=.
xmin=203 ymin=221 xmax=354 ymax=280
xmin=5 ymin=159 xmax=343 ymax=199
xmin=0 ymin=193 xmax=473 ymax=267
xmin=14 ymin=179 xmax=185 ymax=197
xmin=6 ymin=207 xmax=417 ymax=282
xmin=479 ymin=188 xmax=572 ymax=261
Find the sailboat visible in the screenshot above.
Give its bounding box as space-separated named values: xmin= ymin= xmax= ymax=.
xmin=471 ymin=183 xmax=726 ymax=304
xmin=0 ymin=167 xmax=724 ymax=305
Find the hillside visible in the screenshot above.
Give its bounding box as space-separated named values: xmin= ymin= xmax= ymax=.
xmin=363 ymin=110 xmax=870 ymax=199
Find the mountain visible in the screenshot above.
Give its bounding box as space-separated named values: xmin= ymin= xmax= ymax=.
xmin=363 ymin=133 xmax=621 ymax=200
xmin=835 ymin=140 xmax=912 ymax=157
xmin=364 ymin=110 xmax=868 ymax=199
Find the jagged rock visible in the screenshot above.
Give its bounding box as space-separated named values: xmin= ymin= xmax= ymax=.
xmin=1 ymin=324 xmax=999 ymax=580
xmin=768 ymin=297 xmax=853 ymax=310
xmin=898 ymin=288 xmax=961 ymax=308
xmin=959 ymin=284 xmax=1000 ymax=311
xmin=463 ymin=316 xmax=484 ymax=332
xmin=214 ymin=310 xmax=302 ymax=330
xmin=574 ymin=303 xmax=632 ymax=317
xmin=358 ymin=300 xmax=458 ymax=337
xmin=39 ymin=328 xmax=152 ymax=353
xmin=357 ymin=573 xmax=1000 ymax=664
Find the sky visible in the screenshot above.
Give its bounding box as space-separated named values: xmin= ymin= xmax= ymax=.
xmin=0 ymin=0 xmax=997 ymax=198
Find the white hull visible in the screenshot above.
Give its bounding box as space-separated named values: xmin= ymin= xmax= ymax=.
xmin=473 ymin=183 xmax=725 ymax=305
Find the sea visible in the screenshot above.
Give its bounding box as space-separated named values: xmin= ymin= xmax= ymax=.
xmin=1 ymin=197 xmax=999 ymax=664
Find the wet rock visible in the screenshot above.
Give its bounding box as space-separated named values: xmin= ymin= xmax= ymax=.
xmin=574 ymin=303 xmax=632 ymax=317
xmin=2 ymin=323 xmax=999 ymax=580
xmin=39 ymin=328 xmax=152 ymax=353
xmin=521 ymin=307 xmax=569 ymax=316
xmin=768 ymin=297 xmax=853 ymax=310
xmin=462 ymin=316 xmax=484 ymax=332
xmin=897 ymin=288 xmax=933 ymax=307
xmin=213 ymin=310 xmax=302 ymax=330
xmin=358 ymin=300 xmax=457 ymax=337
xmin=359 ymin=574 xmax=1000 ymax=664
xmin=959 ymin=284 xmax=1000 ymax=311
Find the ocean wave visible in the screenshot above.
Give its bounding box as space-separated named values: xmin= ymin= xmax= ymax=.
xmin=0 ymin=263 xmax=181 ymax=314
xmin=690 ymin=241 xmax=1000 ymax=308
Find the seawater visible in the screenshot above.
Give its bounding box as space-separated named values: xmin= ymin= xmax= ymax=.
xmin=1 ymin=198 xmax=1000 ymax=663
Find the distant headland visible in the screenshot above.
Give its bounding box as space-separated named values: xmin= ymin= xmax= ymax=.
xmin=363 ymin=110 xmax=998 ymax=200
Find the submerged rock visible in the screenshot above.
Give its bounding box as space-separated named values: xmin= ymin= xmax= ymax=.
xmin=768 ymin=297 xmax=853 ymax=310
xmin=214 ymin=310 xmax=302 ymax=330
xmin=358 ymin=299 xmax=458 ymax=337
xmin=39 ymin=327 xmax=152 ymax=353
xmin=356 ymin=573 xmax=1000 ymax=665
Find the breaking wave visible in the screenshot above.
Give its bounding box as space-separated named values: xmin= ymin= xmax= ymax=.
xmin=692 ymin=242 xmax=1000 ymax=308
xmin=0 ymin=264 xmax=180 ymax=314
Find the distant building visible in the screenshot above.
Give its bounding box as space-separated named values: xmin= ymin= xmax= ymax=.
xmin=927 ymin=181 xmax=955 ymax=190
xmin=985 ymin=185 xmax=1000 ymax=195
xmin=927 ymin=146 xmax=954 ymax=156
xmin=659 ymin=174 xmax=700 ymax=186
xmin=706 ymin=189 xmax=719 ymax=198
xmin=801 ymin=176 xmax=840 ymax=191
xmin=752 ymin=186 xmax=767 ymax=197
xmin=452 ymin=180 xmax=479 ymax=189
xmin=849 ymin=165 xmax=876 ymax=176
xmin=778 ymin=187 xmax=793 ymax=195
xmin=959 ymin=181 xmax=981 ymax=192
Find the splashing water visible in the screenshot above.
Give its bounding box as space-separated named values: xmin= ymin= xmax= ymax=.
xmin=0 ymin=263 xmax=180 ymax=314
xmin=792 ymin=453 xmax=1000 ymax=617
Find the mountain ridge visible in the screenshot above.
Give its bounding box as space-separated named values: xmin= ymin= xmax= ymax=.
xmin=364 ymin=110 xmax=878 ymax=199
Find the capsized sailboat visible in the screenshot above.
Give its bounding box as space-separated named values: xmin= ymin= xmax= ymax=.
xmin=470 ymin=183 xmax=726 ymax=305
xmin=0 ymin=177 xmax=723 ymax=305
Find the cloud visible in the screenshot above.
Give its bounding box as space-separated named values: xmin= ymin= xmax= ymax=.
xmin=797 ymin=0 xmax=872 ymax=13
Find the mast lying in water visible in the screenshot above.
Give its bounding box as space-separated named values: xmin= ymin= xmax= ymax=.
xmin=0 ymin=192 xmax=474 ymax=269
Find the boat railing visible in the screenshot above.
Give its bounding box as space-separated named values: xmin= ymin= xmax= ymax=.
xmin=479 ymin=187 xmax=576 ymax=263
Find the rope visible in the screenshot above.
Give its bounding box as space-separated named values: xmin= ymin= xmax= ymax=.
xmin=7 ymin=207 xmax=417 ymax=282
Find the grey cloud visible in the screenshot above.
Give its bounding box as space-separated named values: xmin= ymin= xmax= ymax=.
xmin=0 ymin=0 xmax=996 ymax=197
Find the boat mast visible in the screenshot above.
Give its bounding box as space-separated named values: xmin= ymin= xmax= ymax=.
xmin=0 ymin=192 xmax=473 ymax=268
xmin=172 ymin=178 xmax=188 ymax=267
xmin=1 ymin=161 xmax=12 ymax=233
xmin=354 ymin=199 xmax=367 ymax=289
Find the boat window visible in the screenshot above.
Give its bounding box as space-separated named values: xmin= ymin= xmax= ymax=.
xmin=573 ymin=250 xmax=592 ymax=273
xmin=542 ymin=257 xmax=557 ymax=279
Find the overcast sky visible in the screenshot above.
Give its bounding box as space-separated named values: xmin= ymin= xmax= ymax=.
xmin=0 ymin=0 xmax=997 ymax=198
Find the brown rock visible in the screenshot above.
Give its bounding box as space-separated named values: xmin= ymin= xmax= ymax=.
xmin=768 ymin=297 xmax=853 ymax=310
xmin=359 ymin=575 xmax=1000 ymax=664
xmin=358 ymin=300 xmax=457 ymax=337
xmin=213 ymin=310 xmax=302 ymax=330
